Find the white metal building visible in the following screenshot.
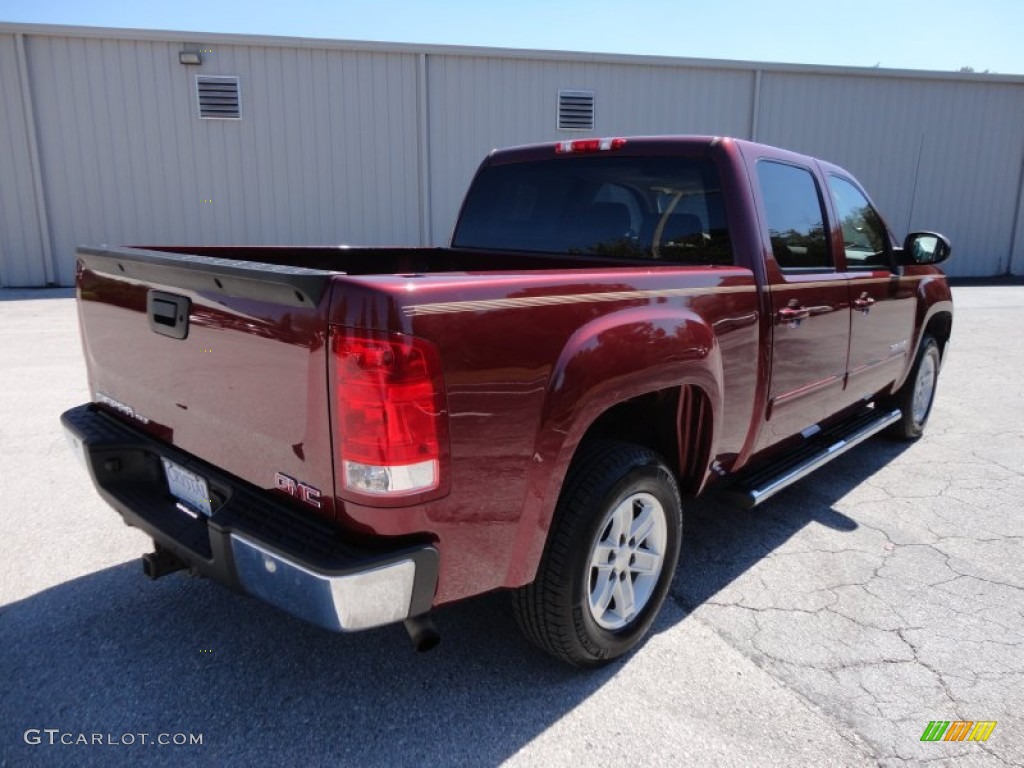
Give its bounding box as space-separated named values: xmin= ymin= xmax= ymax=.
xmin=2 ymin=22 xmax=1023 ymax=286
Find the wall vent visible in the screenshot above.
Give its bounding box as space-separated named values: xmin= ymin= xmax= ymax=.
xmin=557 ymin=89 xmax=595 ymax=130
xmin=197 ymin=76 xmax=241 ymax=119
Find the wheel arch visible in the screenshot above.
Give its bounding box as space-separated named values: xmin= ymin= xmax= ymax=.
xmin=502 ymin=305 xmax=723 ymax=589
xmin=580 ymin=383 xmax=715 ymax=496
xmin=925 ymin=309 xmax=953 ymax=361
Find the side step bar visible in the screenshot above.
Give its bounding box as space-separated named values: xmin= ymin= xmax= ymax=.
xmin=725 ymin=407 xmax=902 ymax=509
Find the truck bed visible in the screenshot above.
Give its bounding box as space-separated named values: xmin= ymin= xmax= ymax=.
xmin=139 ymin=244 xmax=678 ymax=276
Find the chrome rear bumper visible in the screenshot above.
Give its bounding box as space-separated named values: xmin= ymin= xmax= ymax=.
xmin=61 ymin=403 xmax=438 ymax=632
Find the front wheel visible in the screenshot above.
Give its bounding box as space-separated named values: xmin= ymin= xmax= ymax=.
xmin=512 ymin=441 xmax=683 ymax=667
xmin=887 ymin=334 xmax=941 ymax=440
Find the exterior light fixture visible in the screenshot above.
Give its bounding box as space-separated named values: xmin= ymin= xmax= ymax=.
xmin=179 ymin=51 xmax=202 ymax=66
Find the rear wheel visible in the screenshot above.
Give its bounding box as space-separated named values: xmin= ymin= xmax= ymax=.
xmin=887 ymin=334 xmax=941 ymax=440
xmin=512 ymin=441 xmax=682 ymax=666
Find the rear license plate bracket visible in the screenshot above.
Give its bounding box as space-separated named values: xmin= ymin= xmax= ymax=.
xmin=161 ymin=457 xmax=213 ymax=517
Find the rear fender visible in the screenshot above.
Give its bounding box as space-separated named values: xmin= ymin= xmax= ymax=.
xmin=503 ymin=306 xmax=722 ymax=587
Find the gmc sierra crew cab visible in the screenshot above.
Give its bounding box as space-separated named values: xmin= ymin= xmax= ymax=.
xmin=62 ymin=136 xmax=953 ymax=666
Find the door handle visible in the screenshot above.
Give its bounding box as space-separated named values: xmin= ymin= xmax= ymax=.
xmin=778 ymin=306 xmax=810 ymax=322
xmin=853 ymin=294 xmax=876 ymax=312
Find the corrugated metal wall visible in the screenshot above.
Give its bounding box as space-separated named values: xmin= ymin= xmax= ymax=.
xmin=19 ymin=34 xmax=423 ymax=286
xmin=756 ymin=72 xmax=1024 ymax=277
xmin=0 ymin=34 xmax=48 ymax=286
xmin=425 ymin=55 xmax=754 ymax=243
xmin=1 ymin=24 xmax=1023 ymax=285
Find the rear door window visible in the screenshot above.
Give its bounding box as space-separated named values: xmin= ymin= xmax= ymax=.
xmin=755 ymin=161 xmax=832 ymax=271
xmin=453 ymin=155 xmax=733 ymax=265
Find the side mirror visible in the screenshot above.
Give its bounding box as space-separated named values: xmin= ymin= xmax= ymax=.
xmin=897 ymin=231 xmax=951 ymax=266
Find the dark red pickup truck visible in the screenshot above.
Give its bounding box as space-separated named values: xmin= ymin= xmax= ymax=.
xmin=62 ymin=136 xmax=952 ymax=666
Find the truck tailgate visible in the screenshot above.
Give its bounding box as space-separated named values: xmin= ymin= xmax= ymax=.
xmin=75 ymin=246 xmax=339 ymax=521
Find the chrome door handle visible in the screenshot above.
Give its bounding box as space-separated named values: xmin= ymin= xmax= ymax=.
xmin=778 ymin=306 xmax=810 ymax=321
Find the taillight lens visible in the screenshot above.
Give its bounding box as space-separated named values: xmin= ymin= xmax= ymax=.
xmin=330 ymin=328 xmax=449 ymax=498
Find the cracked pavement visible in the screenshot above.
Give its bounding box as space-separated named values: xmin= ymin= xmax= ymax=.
xmin=676 ymin=285 xmax=1024 ymax=765
xmin=1 ymin=285 xmax=1021 ymax=766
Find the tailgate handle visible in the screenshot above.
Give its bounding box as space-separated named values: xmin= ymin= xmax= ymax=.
xmin=147 ymin=291 xmax=191 ymax=339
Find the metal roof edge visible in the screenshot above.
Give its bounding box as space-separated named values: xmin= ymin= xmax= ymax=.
xmin=1 ymin=21 xmax=1022 ymax=85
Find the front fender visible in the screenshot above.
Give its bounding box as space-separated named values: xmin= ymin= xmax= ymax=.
xmin=893 ymin=273 xmax=953 ymax=391
xmin=503 ymin=306 xmax=723 ymax=587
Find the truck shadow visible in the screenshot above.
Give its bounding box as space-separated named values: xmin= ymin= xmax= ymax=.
xmin=0 ymin=560 xmax=613 ymax=767
xmin=1 ymin=438 xmax=910 ymax=767
xmin=674 ymin=437 xmax=913 ymax=611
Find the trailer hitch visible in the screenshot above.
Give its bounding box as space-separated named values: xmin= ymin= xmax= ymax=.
xmin=142 ymin=543 xmax=188 ymax=580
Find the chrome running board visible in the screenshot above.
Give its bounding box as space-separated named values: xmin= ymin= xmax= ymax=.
xmin=725 ymin=408 xmax=902 ymax=509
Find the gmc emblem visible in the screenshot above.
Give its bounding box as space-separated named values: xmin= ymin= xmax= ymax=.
xmin=274 ymin=472 xmax=322 ymax=509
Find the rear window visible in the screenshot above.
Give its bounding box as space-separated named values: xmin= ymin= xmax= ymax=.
xmin=452 ymin=155 xmax=732 ymax=265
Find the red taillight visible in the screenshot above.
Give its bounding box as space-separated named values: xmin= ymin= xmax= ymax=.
xmin=555 ymin=137 xmax=627 ymax=154
xmin=330 ymin=328 xmax=448 ymax=498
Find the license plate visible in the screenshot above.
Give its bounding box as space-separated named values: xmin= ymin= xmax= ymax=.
xmin=161 ymin=458 xmax=213 ymax=516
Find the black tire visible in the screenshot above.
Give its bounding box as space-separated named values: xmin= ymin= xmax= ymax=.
xmin=512 ymin=440 xmax=683 ymax=667
xmin=887 ymin=334 xmax=941 ymax=440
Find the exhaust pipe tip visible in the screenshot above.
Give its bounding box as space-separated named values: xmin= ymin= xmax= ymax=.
xmin=404 ymin=615 xmax=441 ymax=652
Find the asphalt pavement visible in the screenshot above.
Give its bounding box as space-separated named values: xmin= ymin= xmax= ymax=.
xmin=1 ymin=285 xmax=1021 ymax=767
